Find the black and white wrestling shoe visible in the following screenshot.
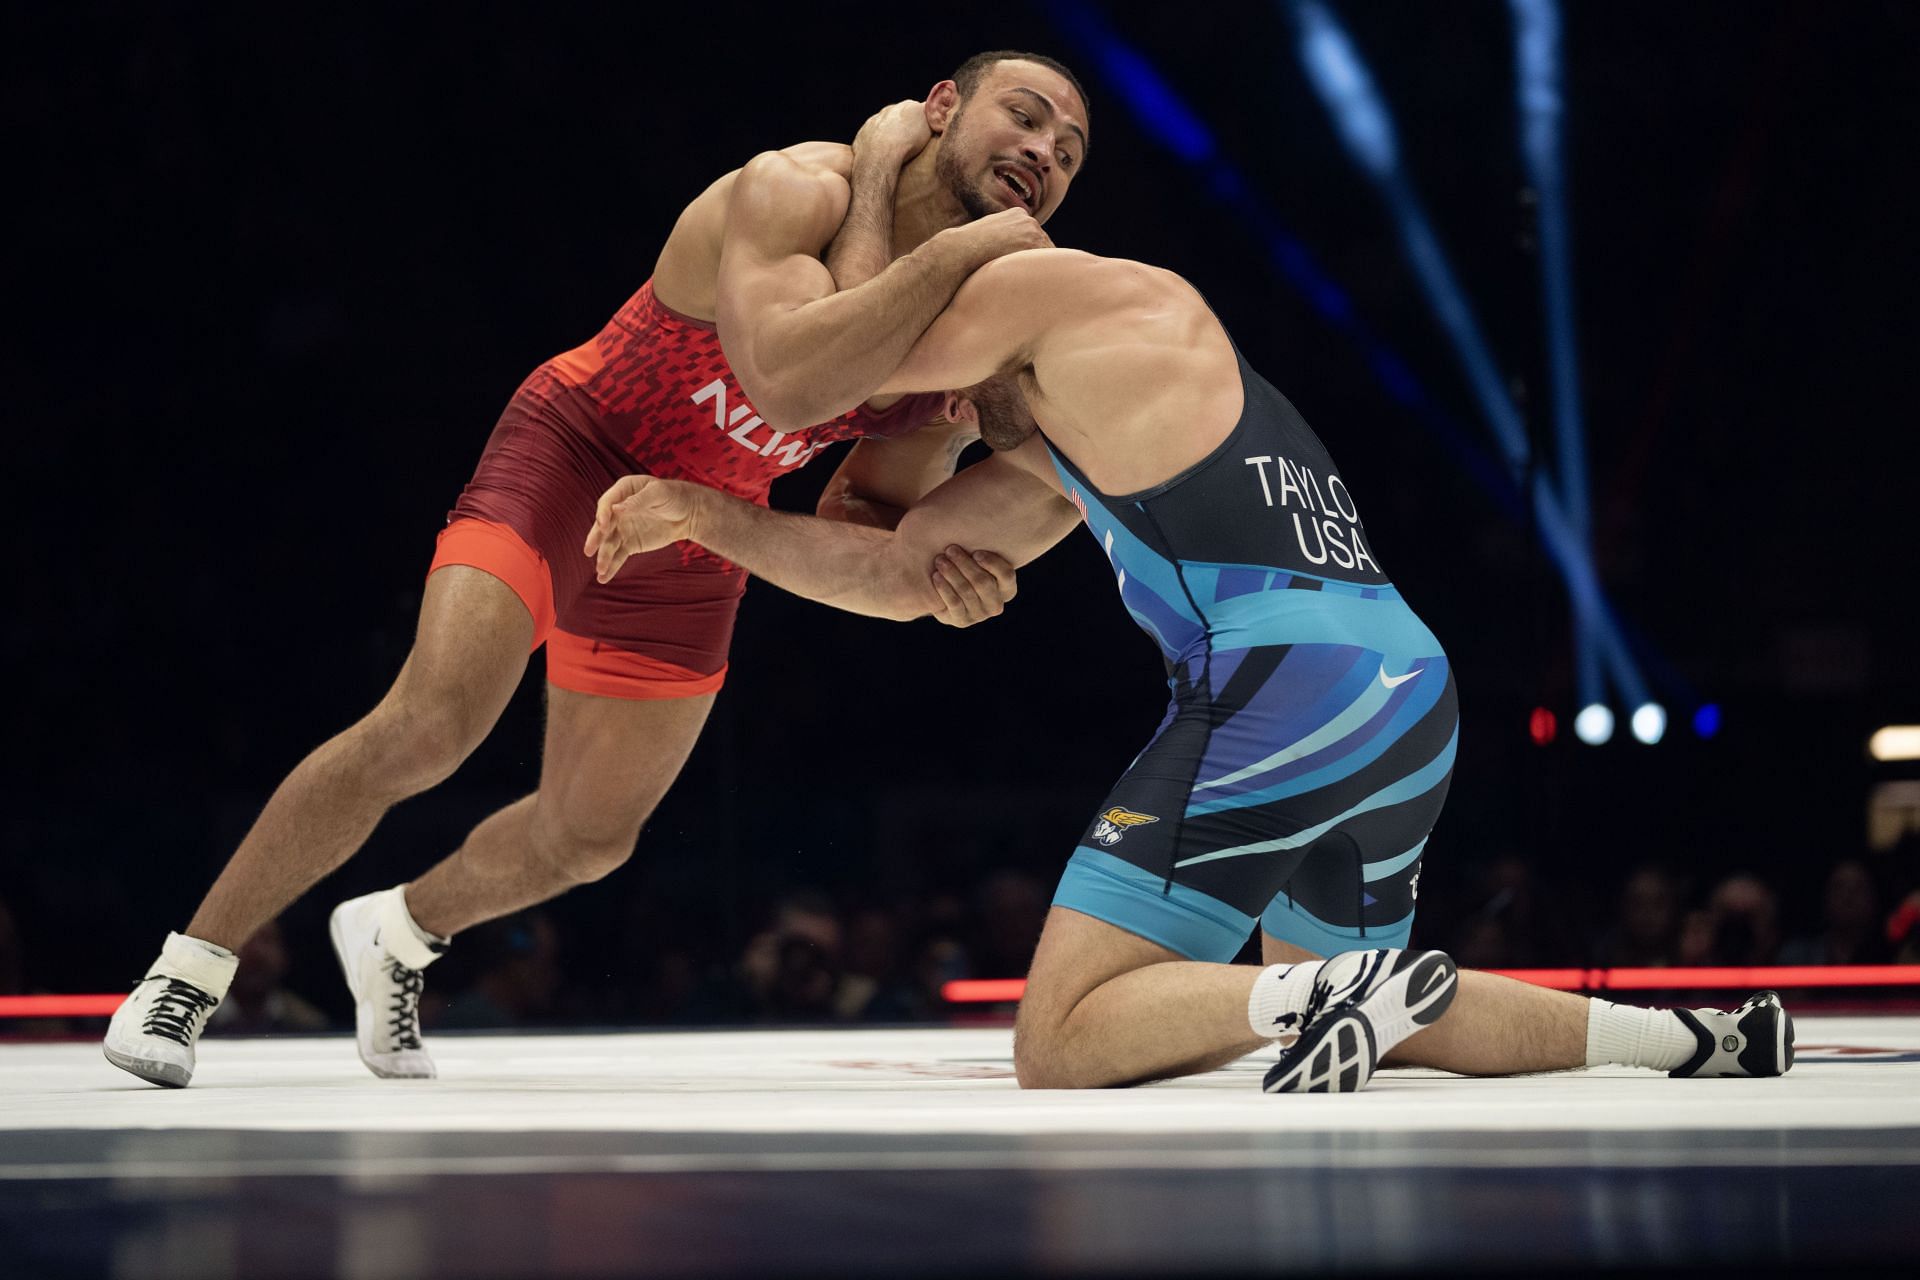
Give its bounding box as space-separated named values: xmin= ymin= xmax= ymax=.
xmin=329 ymin=887 xmax=445 ymax=1080
xmin=1669 ymin=990 xmax=1794 ymax=1078
xmin=102 ymin=932 xmax=237 ymax=1088
xmin=1262 ymin=949 xmax=1459 ymax=1094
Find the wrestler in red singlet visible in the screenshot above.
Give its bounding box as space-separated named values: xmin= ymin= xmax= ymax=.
xmin=432 ymin=281 xmax=944 ymax=698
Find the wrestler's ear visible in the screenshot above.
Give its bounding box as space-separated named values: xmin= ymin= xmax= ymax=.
xmin=925 ymin=80 xmax=960 ymax=135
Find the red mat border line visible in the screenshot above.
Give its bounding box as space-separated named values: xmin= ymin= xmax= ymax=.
xmin=0 ymin=995 xmax=128 ymax=1018
xmin=943 ymin=965 xmax=1920 ymax=1005
xmin=5 ymin=965 xmax=1919 ymax=1018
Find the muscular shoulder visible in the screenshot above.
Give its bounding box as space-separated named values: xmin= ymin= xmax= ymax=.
xmin=778 ymin=140 xmax=854 ymax=181
xmin=958 ymin=251 xmax=1176 ymax=346
xmin=968 ymin=249 xmax=1164 ymax=307
xmin=730 ymin=145 xmax=852 ymax=251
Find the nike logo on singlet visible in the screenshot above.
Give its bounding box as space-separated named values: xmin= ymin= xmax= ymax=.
xmin=1379 ymin=665 xmax=1425 ymax=689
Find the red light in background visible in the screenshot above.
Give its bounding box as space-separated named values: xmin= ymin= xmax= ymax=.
xmin=1528 ymin=706 xmax=1557 ymax=746
xmin=0 ymin=994 xmax=126 ymax=1017
xmin=943 ymin=965 xmax=1920 ymax=1003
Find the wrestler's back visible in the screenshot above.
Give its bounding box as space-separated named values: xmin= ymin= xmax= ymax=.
xmin=1009 ymin=255 xmax=1242 ymax=498
xmin=1021 ymin=250 xmax=1442 ymax=662
xmin=1030 ymin=264 xmax=1455 ymax=968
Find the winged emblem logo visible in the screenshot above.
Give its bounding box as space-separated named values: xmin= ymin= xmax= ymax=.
xmin=1092 ymin=807 xmax=1160 ymax=846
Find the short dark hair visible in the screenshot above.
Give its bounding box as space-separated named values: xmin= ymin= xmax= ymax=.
xmin=951 ymin=50 xmax=1090 ymax=121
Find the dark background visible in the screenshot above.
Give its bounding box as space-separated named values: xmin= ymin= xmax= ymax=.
xmin=6 ymin=2 xmax=1918 ymax=1021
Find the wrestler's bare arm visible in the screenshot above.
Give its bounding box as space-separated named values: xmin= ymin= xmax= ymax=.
xmin=815 ymin=422 xmax=981 ymax=530
xmin=814 ymin=106 xmax=981 ymax=530
xmin=875 ymin=249 xmax=1118 ymax=396
xmin=779 ymin=121 xmax=1009 ymax=618
xmin=823 ymin=102 xmax=925 ymax=293
xmin=715 ymin=153 xmax=1048 ymax=433
xmin=803 ymin=250 xmax=1122 ymax=537
xmin=586 ymin=438 xmax=1079 ymax=621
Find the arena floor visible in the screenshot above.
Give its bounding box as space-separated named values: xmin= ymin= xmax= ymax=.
xmin=4 ymin=1018 xmax=1919 ymax=1277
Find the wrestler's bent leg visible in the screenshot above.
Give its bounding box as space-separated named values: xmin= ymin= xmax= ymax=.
xmin=1260 ymin=934 xmax=1791 ymax=1078
xmin=186 ymin=565 xmax=536 ymax=951
xmin=404 ymin=683 xmax=714 ymax=936
xmin=1260 ymin=933 xmax=1586 ymax=1074
xmin=1016 ymin=691 xmax=1413 ymax=1089
xmin=104 ymin=565 xmax=534 ymax=1087
xmin=1013 ymin=906 xmax=1268 ymax=1089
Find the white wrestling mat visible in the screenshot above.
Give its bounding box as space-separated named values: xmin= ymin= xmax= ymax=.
xmin=4 ymin=1017 xmax=1918 ymax=1147
xmin=6 ymin=1020 xmax=1919 ymax=1276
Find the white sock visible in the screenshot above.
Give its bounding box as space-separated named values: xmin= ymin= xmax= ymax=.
xmin=1584 ymin=999 xmax=1697 ymax=1070
xmin=1247 ymin=961 xmax=1324 ymax=1040
xmin=154 ymin=932 xmax=239 ymax=1002
xmin=378 ymin=886 xmax=449 ymax=970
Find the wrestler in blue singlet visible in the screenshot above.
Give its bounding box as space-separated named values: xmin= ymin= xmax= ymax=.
xmin=1043 ymin=343 xmax=1458 ymax=962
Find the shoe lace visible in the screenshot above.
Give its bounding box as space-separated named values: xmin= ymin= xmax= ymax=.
xmin=1268 ymin=974 xmax=1336 ymax=1041
xmin=1273 ymin=953 xmax=1380 ymax=1037
xmin=1284 ymin=972 xmax=1341 ymax=1035
xmin=1300 ymin=972 xmax=1340 ymax=1029
xmin=385 ymin=959 xmax=425 ymax=1050
xmin=141 ymin=978 xmax=218 ymax=1046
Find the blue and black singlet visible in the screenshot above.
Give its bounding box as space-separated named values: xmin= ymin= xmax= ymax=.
xmin=1043 ymin=342 xmax=1457 ymax=962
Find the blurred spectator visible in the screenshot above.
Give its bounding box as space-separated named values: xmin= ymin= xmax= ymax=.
xmin=1 ymin=896 xmax=76 ymax=1037
xmin=767 ymin=933 xmax=840 ymax=1020
xmin=206 ymin=918 xmax=329 ymax=1035
xmin=971 ymin=870 xmax=1048 ymax=981
xmin=738 ymin=891 xmax=840 ymax=1020
xmin=837 ymin=908 xmax=917 ymax=1021
xmin=907 ymin=890 xmax=976 ymax=1015
xmin=1448 ymin=914 xmax=1516 ymax=971
xmin=439 ymin=912 xmax=562 ymax=1028
xmin=1443 ymin=855 xmax=1576 ymax=968
xmin=642 ymin=949 xmax=702 ymax=1022
xmin=1779 ymin=859 xmax=1891 ymax=966
xmin=1594 ymin=866 xmax=1685 ymax=967
xmin=1887 ymin=832 xmax=1920 ymax=963
xmin=910 ymin=934 xmax=972 ymax=1014
xmin=1887 ymin=890 xmax=1920 ymax=963
xmin=1679 ymin=873 xmax=1781 ymax=966
xmin=0 ymin=897 xmax=22 ymax=997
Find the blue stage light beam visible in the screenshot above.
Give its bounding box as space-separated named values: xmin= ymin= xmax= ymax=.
xmin=1044 ymin=0 xmax=1649 ymax=706
xmin=1287 ymin=0 xmax=1643 ymax=705
xmin=1512 ymin=0 xmax=1590 ymax=535
xmin=1529 ymin=469 xmax=1650 ymax=707
xmin=1290 ymin=0 xmax=1531 ymax=480
xmin=1043 ymin=0 xmax=1518 ymax=517
xmin=1512 ymin=0 xmax=1601 ymax=710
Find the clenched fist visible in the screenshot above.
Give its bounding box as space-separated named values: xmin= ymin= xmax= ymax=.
xmin=583 ymin=475 xmax=701 ymax=584
xmin=929 ymin=545 xmax=1019 ymax=628
xmin=940 ymin=207 xmax=1053 ymax=271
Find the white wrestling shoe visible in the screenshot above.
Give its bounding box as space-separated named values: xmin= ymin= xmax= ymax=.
xmin=329 ymin=887 xmax=446 ymax=1080
xmin=1669 ymin=990 xmax=1795 ymax=1078
xmin=1263 ymin=948 xmax=1459 ymax=1094
xmin=102 ymin=932 xmax=238 ymax=1088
